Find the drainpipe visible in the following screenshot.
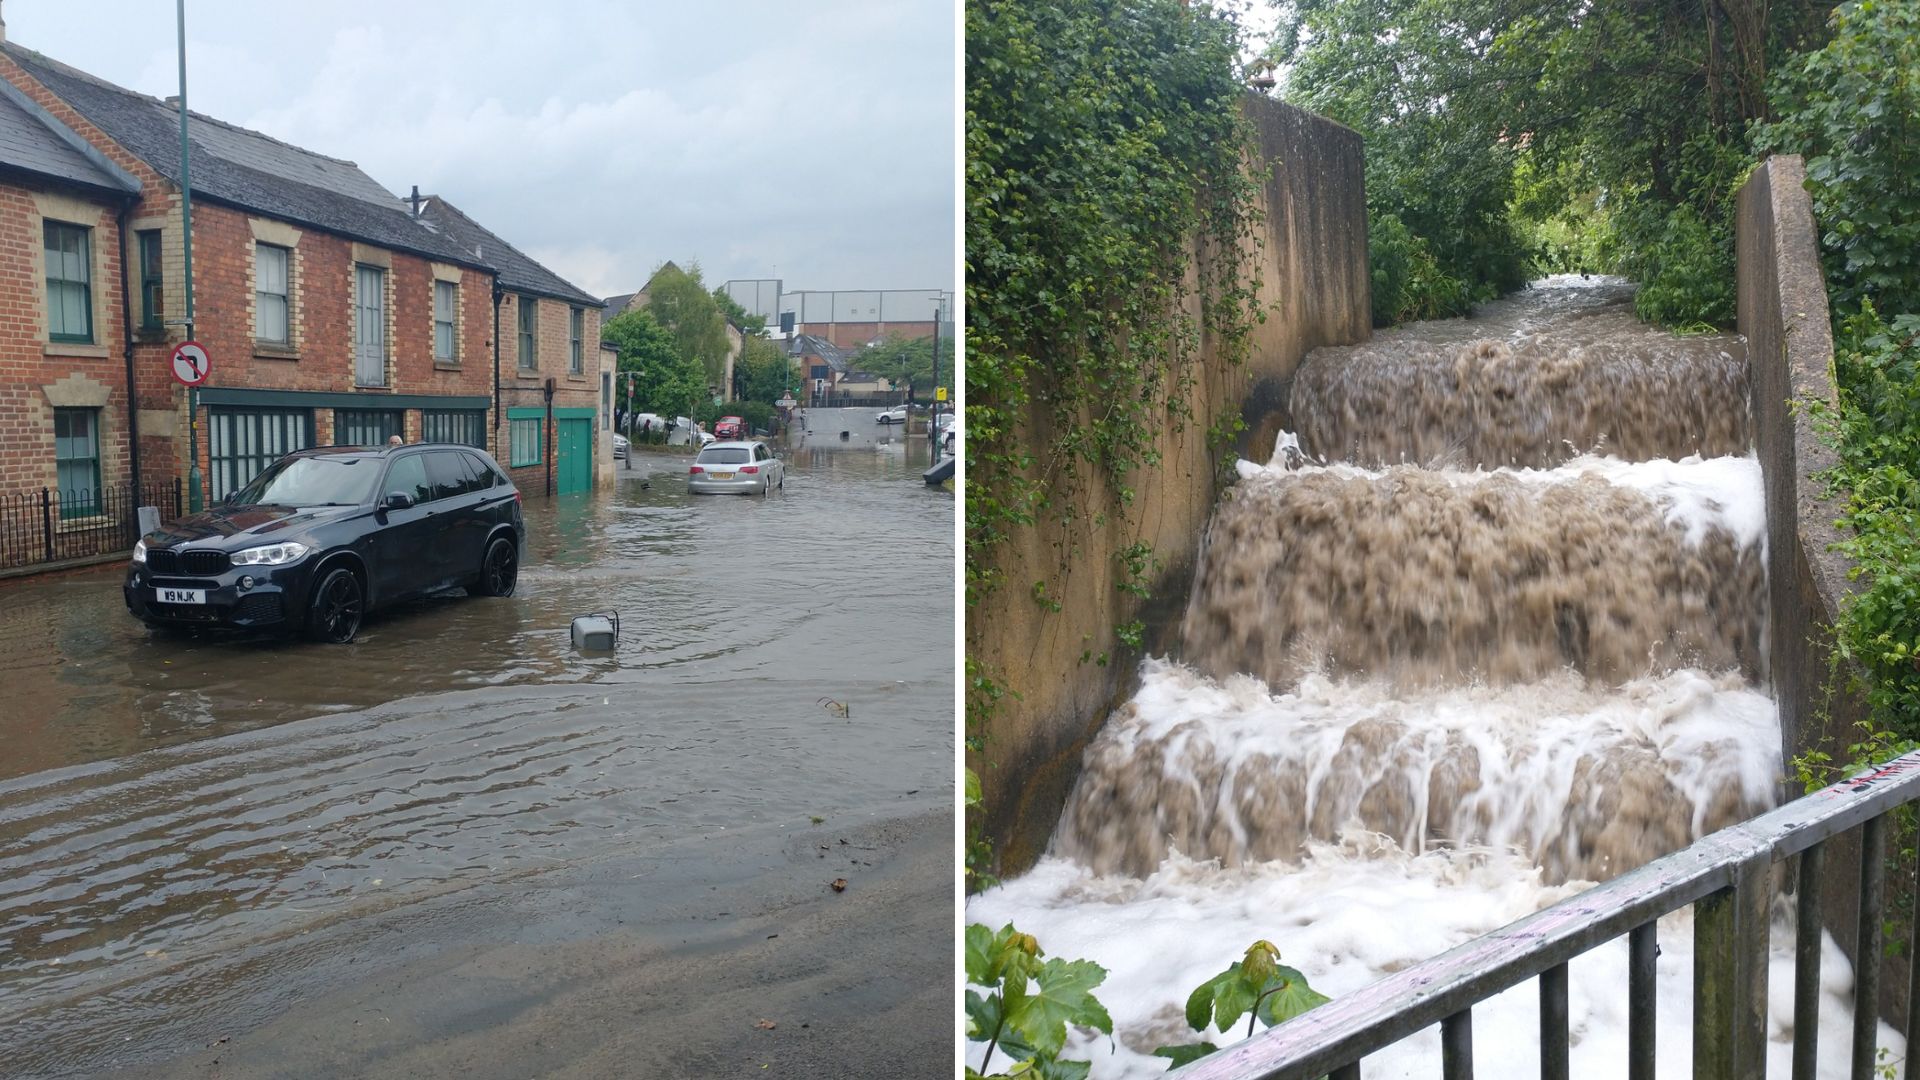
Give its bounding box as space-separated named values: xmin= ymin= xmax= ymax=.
xmin=115 ymin=197 xmax=142 ymax=496
xmin=491 ymin=281 xmax=502 ymax=455
xmin=544 ymin=376 xmax=555 ymax=497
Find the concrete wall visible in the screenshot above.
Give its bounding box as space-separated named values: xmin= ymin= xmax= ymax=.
xmin=1735 ymin=155 xmax=1904 ymax=1023
xmin=968 ymin=95 xmax=1371 ymax=875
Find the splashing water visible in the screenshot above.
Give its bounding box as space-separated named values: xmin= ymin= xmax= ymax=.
xmin=970 ymin=281 xmax=1900 ymax=1078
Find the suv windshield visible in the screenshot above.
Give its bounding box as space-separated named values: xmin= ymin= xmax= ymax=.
xmin=229 ymin=456 xmax=379 ymax=507
xmin=697 ymin=447 xmax=752 ymax=465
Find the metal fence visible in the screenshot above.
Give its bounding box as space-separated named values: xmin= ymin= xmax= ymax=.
xmin=0 ymin=480 xmax=182 ymax=572
xmin=1186 ymin=750 xmax=1920 ymax=1080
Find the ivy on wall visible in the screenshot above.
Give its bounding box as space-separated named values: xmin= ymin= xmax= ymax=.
xmin=963 ymin=0 xmax=1266 ymax=876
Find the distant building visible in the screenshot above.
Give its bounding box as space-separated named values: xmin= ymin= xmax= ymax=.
xmin=778 ymin=288 xmax=952 ymax=350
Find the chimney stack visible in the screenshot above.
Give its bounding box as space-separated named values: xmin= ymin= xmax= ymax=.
xmin=408 ymin=185 xmax=423 ymax=217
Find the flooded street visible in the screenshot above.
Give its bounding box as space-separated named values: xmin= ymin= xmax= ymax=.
xmin=0 ymin=437 xmax=953 ymax=1077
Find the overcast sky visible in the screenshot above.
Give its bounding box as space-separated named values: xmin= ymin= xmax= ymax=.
xmin=7 ymin=0 xmax=956 ymax=300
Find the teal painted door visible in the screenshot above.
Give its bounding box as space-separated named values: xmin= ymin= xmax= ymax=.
xmin=557 ymin=418 xmax=592 ymax=494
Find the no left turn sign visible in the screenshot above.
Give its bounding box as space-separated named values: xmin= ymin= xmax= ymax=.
xmin=170 ymin=341 xmax=211 ymax=386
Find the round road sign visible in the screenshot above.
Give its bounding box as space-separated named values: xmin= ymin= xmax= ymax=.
xmin=170 ymin=341 xmax=211 ymax=387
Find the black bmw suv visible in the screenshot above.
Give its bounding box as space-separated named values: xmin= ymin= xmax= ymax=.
xmin=125 ymin=444 xmax=526 ymax=643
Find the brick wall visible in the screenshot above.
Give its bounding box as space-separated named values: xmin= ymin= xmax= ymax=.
xmin=0 ymin=177 xmax=131 ymax=499
xmin=495 ymin=292 xmax=599 ymax=495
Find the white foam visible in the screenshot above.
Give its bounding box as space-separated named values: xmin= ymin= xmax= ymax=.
xmin=969 ymin=845 xmax=1900 ymax=1079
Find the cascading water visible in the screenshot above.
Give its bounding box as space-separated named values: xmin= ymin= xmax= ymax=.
xmin=969 ymin=278 xmax=1903 ymax=1078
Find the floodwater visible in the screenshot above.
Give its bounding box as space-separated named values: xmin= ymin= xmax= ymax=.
xmin=970 ymin=278 xmax=1898 ymax=1078
xmin=0 ymin=438 xmax=952 ymax=1076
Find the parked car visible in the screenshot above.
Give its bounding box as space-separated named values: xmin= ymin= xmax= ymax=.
xmin=124 ymin=445 xmax=526 ymax=644
xmin=714 ymin=415 xmax=746 ymax=439
xmin=688 ymin=440 xmax=786 ymax=495
xmin=943 ymin=421 xmax=962 ymax=458
xmin=613 ymin=432 xmax=629 ymax=460
xmin=931 ymin=412 xmax=956 ymax=435
xmin=875 ymin=406 xmax=908 ymax=425
xmin=668 ymin=417 xmax=716 ymax=447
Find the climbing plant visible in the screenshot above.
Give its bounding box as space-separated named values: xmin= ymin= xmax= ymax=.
xmin=965 ymin=0 xmax=1265 ymax=873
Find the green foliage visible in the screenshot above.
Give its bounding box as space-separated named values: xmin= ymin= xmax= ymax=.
xmin=601 ymin=308 xmax=704 ymax=418
xmin=1756 ymin=0 xmax=1920 ymax=315
xmin=966 ymin=923 xmax=1113 ymax=1078
xmin=1617 ymin=203 xmax=1737 ymax=328
xmin=736 ymin=336 xmax=794 ymax=404
xmin=711 ymin=286 xmax=768 ymax=337
xmin=646 ymin=262 xmax=730 ymax=386
xmin=1154 ymin=941 xmax=1330 ymax=1069
xmin=1807 ymin=306 xmax=1920 ymax=725
xmin=1279 ymin=0 xmax=1836 ymax=326
xmin=965 ymin=658 xmax=1007 ymax=891
xmin=965 ymin=0 xmax=1262 ymax=600
xmin=856 ymin=334 xmax=944 ymax=397
xmin=1367 ymin=214 xmax=1468 ymax=326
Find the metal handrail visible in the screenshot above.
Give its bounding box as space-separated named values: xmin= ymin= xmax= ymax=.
xmin=1184 ymin=750 xmax=1920 ymax=1080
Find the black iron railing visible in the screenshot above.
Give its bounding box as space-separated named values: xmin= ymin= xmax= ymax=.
xmin=0 ymin=480 xmax=182 ymax=572
xmin=1185 ymin=750 xmax=1920 ymax=1080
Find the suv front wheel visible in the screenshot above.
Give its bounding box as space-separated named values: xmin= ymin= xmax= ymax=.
xmin=307 ymin=567 xmax=365 ymax=644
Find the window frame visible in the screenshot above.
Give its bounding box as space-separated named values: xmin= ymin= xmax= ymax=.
xmin=569 ymin=306 xmax=584 ymax=374
xmin=421 ymin=409 xmax=487 ymax=448
xmin=517 ymin=295 xmax=538 ymax=371
xmin=434 ymin=279 xmax=459 ymax=363
xmin=138 ymin=230 xmax=164 ymax=332
xmin=509 ymin=416 xmax=542 ymax=467
xmin=53 ymin=407 xmax=102 ymax=519
xmin=255 ymin=242 xmax=292 ymax=346
xmin=43 ymin=220 xmax=93 ymax=344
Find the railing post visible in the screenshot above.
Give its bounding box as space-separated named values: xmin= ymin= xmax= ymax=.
xmin=1796 ymin=842 xmax=1826 ymax=1080
xmin=39 ymin=487 xmax=53 ymax=562
xmin=1855 ymin=814 xmax=1887 ymax=1080
xmin=1441 ymin=1009 xmax=1473 ymax=1080
xmin=1906 ymin=847 xmax=1920 ymax=1080
xmin=172 ymin=476 xmax=182 ymax=518
xmin=1629 ymin=922 xmax=1657 ymax=1080
xmin=1540 ymin=963 xmax=1569 ymax=1080
xmin=1695 ymin=854 xmax=1770 ymax=1079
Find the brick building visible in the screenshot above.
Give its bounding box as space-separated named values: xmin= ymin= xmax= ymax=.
xmin=417 ymin=197 xmax=605 ymax=496
xmin=0 ymin=37 xmax=611 ymax=528
xmin=0 ymin=72 xmax=140 ymax=518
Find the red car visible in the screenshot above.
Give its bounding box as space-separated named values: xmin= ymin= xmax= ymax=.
xmin=714 ymin=415 xmax=746 ymax=439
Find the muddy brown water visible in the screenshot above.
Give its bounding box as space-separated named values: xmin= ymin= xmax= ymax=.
xmin=0 ymin=443 xmax=952 ymax=1075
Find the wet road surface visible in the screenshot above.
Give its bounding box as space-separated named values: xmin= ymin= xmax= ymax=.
xmin=0 ymin=439 xmax=953 ymax=1076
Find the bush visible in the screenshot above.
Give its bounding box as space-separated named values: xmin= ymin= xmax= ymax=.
xmin=1368 ymin=214 xmax=1469 ymax=326
xmin=1611 ymin=202 xmax=1736 ymax=328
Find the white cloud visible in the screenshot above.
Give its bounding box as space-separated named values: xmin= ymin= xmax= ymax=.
xmin=11 ymin=0 xmax=955 ymax=297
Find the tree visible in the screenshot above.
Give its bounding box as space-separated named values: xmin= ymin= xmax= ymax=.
xmin=737 ymin=335 xmax=794 ymax=404
xmin=645 ymin=262 xmax=730 ymax=386
xmin=601 ymin=307 xmax=704 ymax=419
xmin=712 ymin=286 xmax=768 ymax=337
xmin=855 ymin=334 xmax=939 ymax=395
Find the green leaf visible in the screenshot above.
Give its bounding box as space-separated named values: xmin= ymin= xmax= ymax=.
xmin=969 ymin=989 xmax=1039 ymax=1064
xmin=1257 ymin=964 xmax=1334 ymax=1026
xmin=1004 ymin=957 xmax=1113 ymax=1058
xmin=967 ymin=924 xmax=1000 ymax=986
xmin=1152 ymin=1043 xmax=1222 ymax=1069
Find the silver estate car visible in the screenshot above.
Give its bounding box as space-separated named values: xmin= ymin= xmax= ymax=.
xmin=688 ymin=440 xmax=786 ymax=495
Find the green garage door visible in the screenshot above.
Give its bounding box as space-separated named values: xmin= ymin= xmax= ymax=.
xmin=556 ymin=415 xmax=593 ymax=495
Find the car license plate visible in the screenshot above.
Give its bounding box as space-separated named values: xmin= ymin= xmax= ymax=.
xmin=156 ymin=587 xmax=206 ymax=604
xmin=709 ymin=472 xmax=734 ymax=480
